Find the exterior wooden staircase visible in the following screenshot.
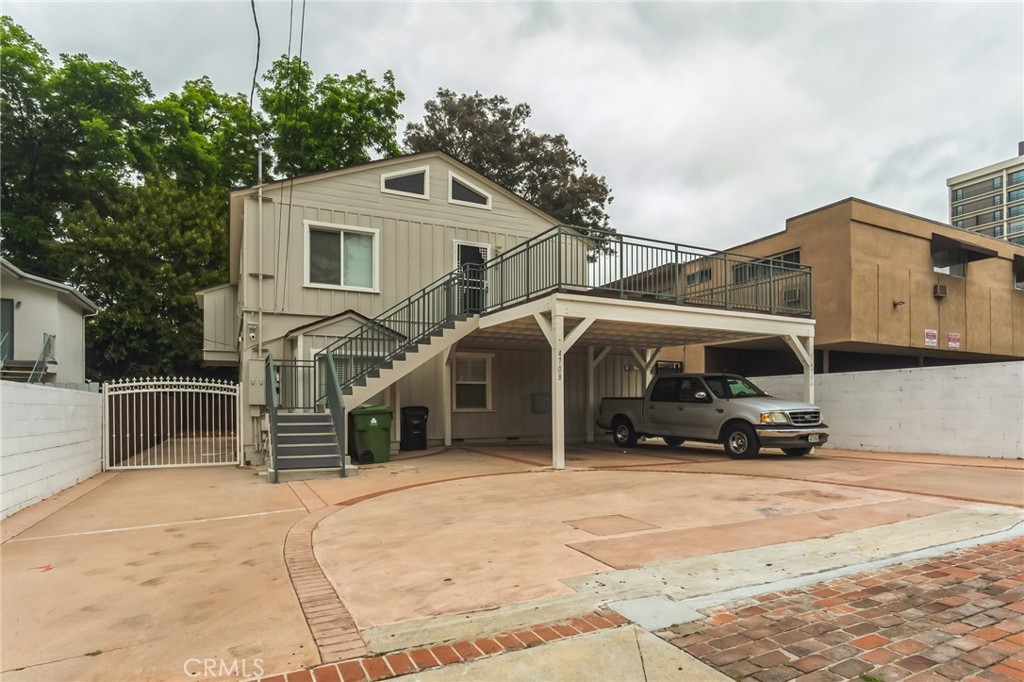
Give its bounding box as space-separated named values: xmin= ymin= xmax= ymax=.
xmin=342 ymin=315 xmax=479 ymax=410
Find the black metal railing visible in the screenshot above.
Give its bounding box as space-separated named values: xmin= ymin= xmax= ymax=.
xmin=264 ymin=354 xmax=279 ymax=483
xmin=273 ymin=359 xmax=318 ymax=410
xmin=312 ymin=225 xmax=812 ymax=399
xmin=319 ymin=353 xmax=347 ymax=478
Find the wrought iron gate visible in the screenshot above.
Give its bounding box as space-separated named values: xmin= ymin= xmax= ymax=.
xmin=103 ymin=377 xmax=242 ymax=469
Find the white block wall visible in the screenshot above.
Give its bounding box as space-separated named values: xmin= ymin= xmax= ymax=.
xmin=755 ymin=362 xmax=1024 ymax=459
xmin=1 ymin=380 xmax=103 ymax=518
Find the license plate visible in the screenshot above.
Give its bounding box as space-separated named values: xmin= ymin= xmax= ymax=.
xmin=808 ymin=434 xmax=820 ymax=443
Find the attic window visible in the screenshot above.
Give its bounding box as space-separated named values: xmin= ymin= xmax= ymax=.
xmin=448 ymin=172 xmax=492 ymax=209
xmin=380 ymin=166 xmax=429 ymax=199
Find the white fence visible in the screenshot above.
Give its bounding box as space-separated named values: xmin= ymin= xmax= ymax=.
xmin=104 ymin=377 xmax=242 ymax=469
xmin=1 ymin=381 xmax=103 ymax=519
xmin=755 ymin=361 xmax=1024 ymax=459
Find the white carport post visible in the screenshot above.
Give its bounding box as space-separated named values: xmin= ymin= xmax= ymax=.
xmin=441 ymin=346 xmax=454 ymax=446
xmin=534 ymin=309 xmax=595 ymax=469
xmin=629 ymin=347 xmax=664 ymax=385
xmin=586 ymin=346 xmax=611 ymax=443
xmin=783 ymin=334 xmax=815 ymax=403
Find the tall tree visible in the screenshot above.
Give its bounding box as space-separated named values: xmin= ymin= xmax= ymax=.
xmin=260 ymin=56 xmax=404 ymax=177
xmin=1 ymin=16 xmax=60 ymax=275
xmin=61 ymin=178 xmax=228 ymax=380
xmin=405 ymin=89 xmax=614 ymax=235
xmin=0 ymin=19 xmax=410 ymax=379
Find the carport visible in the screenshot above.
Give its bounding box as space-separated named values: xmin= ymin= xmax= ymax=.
xmin=446 ymin=291 xmax=817 ymax=469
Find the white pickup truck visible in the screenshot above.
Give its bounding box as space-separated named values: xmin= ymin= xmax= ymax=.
xmin=597 ymin=373 xmax=829 ymax=458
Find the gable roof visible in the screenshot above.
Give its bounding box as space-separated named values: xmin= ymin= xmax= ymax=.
xmin=227 ymin=151 xmax=561 ymax=284
xmin=283 ymin=309 xmax=374 ymax=340
xmin=0 ymin=257 xmax=98 ymax=313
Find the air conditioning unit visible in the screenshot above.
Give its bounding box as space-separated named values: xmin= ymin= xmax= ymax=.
xmin=933 ymin=284 xmax=948 ymax=298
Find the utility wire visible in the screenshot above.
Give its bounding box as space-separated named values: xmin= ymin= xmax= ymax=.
xmin=247 ymin=0 xmax=262 ymax=149
xmin=278 ymin=0 xmax=308 ymax=311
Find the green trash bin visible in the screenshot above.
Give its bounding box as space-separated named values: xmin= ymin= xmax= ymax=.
xmin=350 ymin=405 xmax=393 ymax=463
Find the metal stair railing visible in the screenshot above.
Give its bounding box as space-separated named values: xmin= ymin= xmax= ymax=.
xmin=27 ymin=333 xmax=55 ymax=384
xmin=319 ymin=352 xmax=348 ymax=478
xmin=314 ymin=264 xmax=484 ymax=402
xmin=264 ymin=354 xmax=280 ymax=483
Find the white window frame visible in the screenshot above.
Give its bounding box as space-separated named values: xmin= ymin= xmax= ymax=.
xmin=303 ymin=220 xmax=380 ymax=293
xmin=380 ymin=165 xmax=430 ymax=200
xmin=448 ymin=171 xmax=492 ymax=210
xmin=452 ymin=352 xmax=493 ymax=412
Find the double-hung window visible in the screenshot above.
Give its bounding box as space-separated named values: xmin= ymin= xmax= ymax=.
xmin=453 ymin=353 xmax=492 ymax=410
xmin=305 ymin=221 xmax=379 ymax=292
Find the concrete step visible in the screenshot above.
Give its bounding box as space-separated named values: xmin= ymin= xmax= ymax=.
xmin=273 ymin=466 xmax=357 ymax=482
xmin=276 ymin=454 xmax=342 ymax=469
xmin=276 ymin=445 xmax=338 ymax=454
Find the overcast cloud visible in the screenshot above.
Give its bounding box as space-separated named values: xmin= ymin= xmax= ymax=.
xmin=5 ymin=1 xmax=1023 ymax=249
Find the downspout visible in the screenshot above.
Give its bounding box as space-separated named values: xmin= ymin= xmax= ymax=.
xmin=257 ymin=143 xmax=264 ymax=359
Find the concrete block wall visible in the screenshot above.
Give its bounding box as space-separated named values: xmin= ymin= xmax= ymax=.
xmin=755 ymin=361 xmax=1024 ymax=459
xmin=1 ymin=380 xmax=103 ymax=518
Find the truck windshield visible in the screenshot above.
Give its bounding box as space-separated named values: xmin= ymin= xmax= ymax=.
xmin=704 ymin=376 xmax=769 ymax=399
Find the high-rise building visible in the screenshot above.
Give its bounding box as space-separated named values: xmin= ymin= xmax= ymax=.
xmin=946 ymin=142 xmax=1024 ymax=245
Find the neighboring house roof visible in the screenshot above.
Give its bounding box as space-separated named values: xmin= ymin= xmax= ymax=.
xmin=226 ymin=151 xmax=563 ymax=285
xmin=0 ymin=258 xmax=99 ymax=313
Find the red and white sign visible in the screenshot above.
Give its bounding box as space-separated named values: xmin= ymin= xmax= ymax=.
xmin=948 ymin=332 xmax=961 ymax=350
xmin=924 ymin=329 xmax=938 ymax=347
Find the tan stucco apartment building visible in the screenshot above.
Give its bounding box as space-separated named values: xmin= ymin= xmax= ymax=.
xmin=682 ymin=198 xmax=1024 ymax=376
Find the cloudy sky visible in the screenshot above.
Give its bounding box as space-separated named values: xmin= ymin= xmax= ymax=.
xmin=5 ymin=1 xmax=1023 ymax=249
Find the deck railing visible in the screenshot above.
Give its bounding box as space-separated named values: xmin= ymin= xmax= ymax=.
xmin=313 ymin=226 xmax=812 ymax=399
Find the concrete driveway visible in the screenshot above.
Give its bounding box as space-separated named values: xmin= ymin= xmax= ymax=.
xmin=1 ymin=444 xmax=1021 ymax=681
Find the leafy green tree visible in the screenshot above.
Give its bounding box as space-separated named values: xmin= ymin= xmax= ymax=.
xmin=149 ymin=77 xmax=264 ymax=189
xmin=260 ymin=56 xmax=404 ymax=177
xmin=0 ymin=19 xmax=410 ymax=379
xmin=405 ymin=89 xmax=614 ymax=235
xmin=1 ymin=16 xmax=61 ymax=275
xmin=61 ymin=178 xmax=228 ymax=380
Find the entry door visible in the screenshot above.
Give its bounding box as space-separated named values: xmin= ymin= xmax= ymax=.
xmin=455 ymin=242 xmax=489 ymax=313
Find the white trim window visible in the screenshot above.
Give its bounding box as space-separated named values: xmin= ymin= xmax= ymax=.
xmin=453 ymin=352 xmax=492 ymax=411
xmin=304 ymin=221 xmax=380 ymax=292
xmin=380 ymin=165 xmax=430 ymax=200
xmin=448 ymin=171 xmax=492 ymax=210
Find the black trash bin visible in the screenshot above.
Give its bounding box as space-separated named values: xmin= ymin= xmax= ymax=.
xmin=400 ymin=406 xmax=429 ymax=451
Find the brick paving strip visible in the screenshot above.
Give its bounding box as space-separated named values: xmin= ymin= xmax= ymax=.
xmin=258 ymin=609 xmax=630 ymax=682
xmin=655 ymin=537 xmax=1024 ymax=682
xmin=284 ymin=505 xmax=370 ymax=663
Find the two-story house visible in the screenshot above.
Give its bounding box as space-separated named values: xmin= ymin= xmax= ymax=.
xmin=198 ymin=151 xmax=820 ymax=477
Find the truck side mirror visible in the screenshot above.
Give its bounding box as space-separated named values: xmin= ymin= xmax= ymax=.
xmin=694 ymin=391 xmax=709 ymax=402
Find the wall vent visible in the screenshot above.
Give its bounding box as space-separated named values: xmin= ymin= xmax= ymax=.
xmin=933 ymin=283 xmax=948 ymax=298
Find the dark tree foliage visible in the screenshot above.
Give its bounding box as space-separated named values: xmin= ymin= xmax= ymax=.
xmin=260 ymin=56 xmax=404 ymax=177
xmin=0 ymin=18 xmax=405 ymax=380
xmin=405 ymin=89 xmax=614 ymax=236
xmin=62 ymin=179 xmax=229 ymax=380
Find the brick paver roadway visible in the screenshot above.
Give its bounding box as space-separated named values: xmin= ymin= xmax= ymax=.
xmin=657 ymin=537 xmax=1024 ymax=682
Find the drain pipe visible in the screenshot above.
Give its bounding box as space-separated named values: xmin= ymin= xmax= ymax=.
xmin=257 ymin=141 xmax=264 ymax=359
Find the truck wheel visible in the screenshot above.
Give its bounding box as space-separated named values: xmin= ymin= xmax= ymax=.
xmin=782 ymin=447 xmax=812 ymax=456
xmin=664 ymin=437 xmax=685 ymax=448
xmin=723 ymin=423 xmax=760 ymax=459
xmin=612 ymin=417 xmax=638 ymax=447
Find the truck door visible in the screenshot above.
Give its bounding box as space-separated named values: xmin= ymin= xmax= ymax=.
xmin=674 ymin=377 xmax=718 ymax=440
xmin=646 ymin=376 xmax=684 ymax=437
